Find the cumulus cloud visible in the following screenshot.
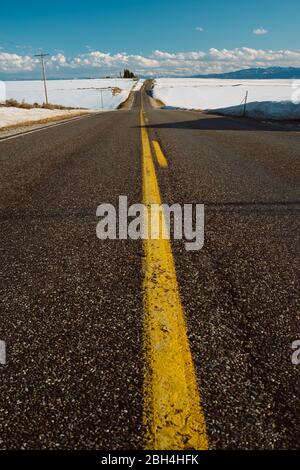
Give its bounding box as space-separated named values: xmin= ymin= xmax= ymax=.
xmin=153 ymin=50 xmax=206 ymax=61
xmin=196 ymin=27 xmax=204 ymax=32
xmin=51 ymin=53 xmax=67 ymax=66
xmin=0 ymin=52 xmax=36 ymax=72
xmin=253 ymin=28 xmax=268 ymax=35
xmin=150 ymin=47 xmax=300 ymax=75
xmin=68 ymin=51 xmax=160 ymax=69
xmin=1 ymin=47 xmax=300 ymax=77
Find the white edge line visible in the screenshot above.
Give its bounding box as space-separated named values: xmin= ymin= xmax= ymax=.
xmin=0 ymin=111 xmax=108 ymax=143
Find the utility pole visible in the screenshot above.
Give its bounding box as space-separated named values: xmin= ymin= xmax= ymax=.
xmin=243 ymin=90 xmax=248 ymax=117
xmin=34 ymin=53 xmax=50 ymax=105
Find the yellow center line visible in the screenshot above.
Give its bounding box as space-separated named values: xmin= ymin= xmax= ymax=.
xmin=152 ymin=140 xmax=168 ymax=168
xmin=140 ymin=105 xmax=208 ymax=450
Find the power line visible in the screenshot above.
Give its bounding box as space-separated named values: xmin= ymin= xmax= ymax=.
xmin=34 ymin=53 xmax=50 ymax=105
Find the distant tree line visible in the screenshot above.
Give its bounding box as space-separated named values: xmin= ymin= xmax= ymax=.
xmin=123 ymin=69 xmax=136 ymax=79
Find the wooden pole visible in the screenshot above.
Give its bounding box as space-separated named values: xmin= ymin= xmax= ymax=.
xmin=34 ymin=53 xmax=50 ymax=105
xmin=243 ymin=91 xmax=248 ymax=117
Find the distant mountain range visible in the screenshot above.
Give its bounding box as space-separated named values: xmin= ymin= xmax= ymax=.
xmin=2 ymin=66 xmax=300 ymax=82
xmin=192 ymin=67 xmax=300 ymax=79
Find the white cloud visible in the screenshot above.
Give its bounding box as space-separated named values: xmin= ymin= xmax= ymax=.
xmin=0 ymin=52 xmax=36 ymax=72
xmin=253 ymin=28 xmax=268 ymax=35
xmin=68 ymin=51 xmax=159 ymax=69
xmin=51 ymin=53 xmax=67 ymax=66
xmin=196 ymin=27 xmax=204 ymax=32
xmin=1 ymin=47 xmax=300 ymax=77
xmin=153 ymin=50 xmax=206 ymax=60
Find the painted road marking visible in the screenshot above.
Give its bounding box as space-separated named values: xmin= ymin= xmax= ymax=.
xmin=0 ymin=112 xmax=104 ymax=143
xmin=140 ymin=108 xmax=208 ymax=450
xmin=152 ymin=140 xmax=168 ymax=168
xmin=0 ymin=340 xmax=6 ymax=365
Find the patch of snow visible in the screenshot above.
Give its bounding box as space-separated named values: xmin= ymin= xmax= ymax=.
xmin=153 ymin=78 xmax=298 ymax=114
xmin=132 ymin=79 xmax=145 ymax=91
xmin=0 ymin=106 xmax=93 ymax=129
xmin=213 ymin=101 xmax=300 ymax=121
xmin=0 ymin=81 xmax=5 ymax=102
xmin=3 ymin=79 xmax=138 ymax=110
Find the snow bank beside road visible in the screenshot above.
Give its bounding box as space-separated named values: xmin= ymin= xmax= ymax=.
xmin=0 ymin=106 xmax=93 ymax=129
xmin=213 ymin=101 xmax=300 ymax=121
xmin=132 ymin=80 xmax=145 ymax=91
xmin=4 ymin=79 xmax=137 ymax=110
xmin=153 ymin=78 xmax=298 ymax=112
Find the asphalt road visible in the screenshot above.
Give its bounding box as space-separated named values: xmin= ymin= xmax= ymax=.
xmin=0 ymin=85 xmax=299 ymax=450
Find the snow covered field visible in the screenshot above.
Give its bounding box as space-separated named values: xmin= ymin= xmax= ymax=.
xmin=153 ymin=78 xmax=300 ymax=120
xmin=3 ymin=79 xmax=137 ymax=110
xmin=0 ymin=107 xmax=93 ymax=129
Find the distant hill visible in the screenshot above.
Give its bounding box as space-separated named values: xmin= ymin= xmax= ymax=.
xmin=192 ymin=67 xmax=300 ymax=79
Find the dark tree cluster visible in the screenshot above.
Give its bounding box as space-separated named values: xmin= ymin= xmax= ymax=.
xmin=123 ymin=69 xmax=136 ymax=79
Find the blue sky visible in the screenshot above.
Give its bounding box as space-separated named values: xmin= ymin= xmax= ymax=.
xmin=1 ymin=0 xmax=300 ymax=77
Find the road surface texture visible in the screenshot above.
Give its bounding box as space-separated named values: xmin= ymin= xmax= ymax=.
xmin=0 ymin=84 xmax=299 ymax=450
